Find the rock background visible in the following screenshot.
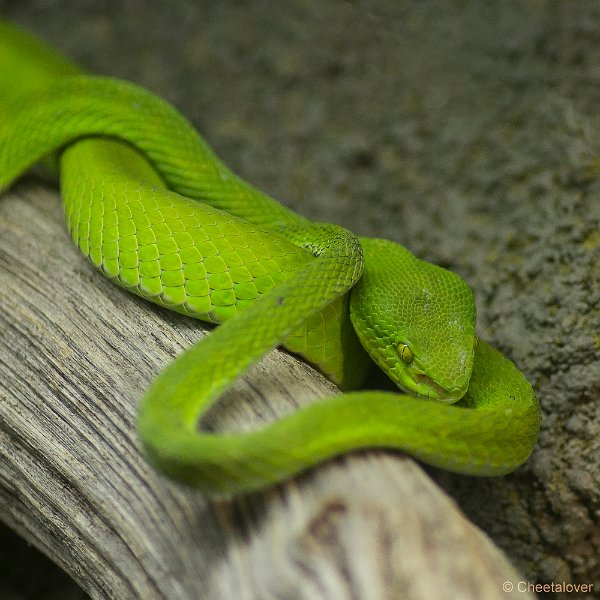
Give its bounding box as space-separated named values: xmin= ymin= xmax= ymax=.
xmin=0 ymin=0 xmax=598 ymax=598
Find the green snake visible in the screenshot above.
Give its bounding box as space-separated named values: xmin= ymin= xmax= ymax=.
xmin=0 ymin=21 xmax=540 ymax=495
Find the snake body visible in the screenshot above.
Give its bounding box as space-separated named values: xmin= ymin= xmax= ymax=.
xmin=0 ymin=22 xmax=540 ymax=494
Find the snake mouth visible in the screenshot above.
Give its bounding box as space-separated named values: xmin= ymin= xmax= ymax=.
xmin=387 ymin=353 xmax=468 ymax=404
xmin=397 ymin=373 xmax=464 ymax=404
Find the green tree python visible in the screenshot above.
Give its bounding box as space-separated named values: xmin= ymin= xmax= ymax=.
xmin=0 ymin=21 xmax=540 ymax=495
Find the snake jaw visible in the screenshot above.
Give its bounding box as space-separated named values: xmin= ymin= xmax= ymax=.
xmin=389 ymin=358 xmax=469 ymax=404
xmin=376 ymin=344 xmax=471 ymax=404
xmin=414 ymin=374 xmax=465 ymax=404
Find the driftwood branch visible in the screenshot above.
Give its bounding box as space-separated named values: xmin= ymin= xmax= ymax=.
xmin=0 ymin=182 xmax=532 ymax=599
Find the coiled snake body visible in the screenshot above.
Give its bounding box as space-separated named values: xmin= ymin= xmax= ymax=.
xmin=0 ymin=22 xmax=540 ymax=494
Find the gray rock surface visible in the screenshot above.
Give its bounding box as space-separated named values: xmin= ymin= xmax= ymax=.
xmin=1 ymin=0 xmax=598 ymax=597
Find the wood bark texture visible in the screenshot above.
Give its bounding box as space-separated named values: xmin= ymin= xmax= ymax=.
xmin=0 ymin=183 xmax=532 ymax=599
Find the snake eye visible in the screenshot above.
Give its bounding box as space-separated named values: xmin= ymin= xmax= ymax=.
xmin=397 ymin=343 xmax=413 ymax=364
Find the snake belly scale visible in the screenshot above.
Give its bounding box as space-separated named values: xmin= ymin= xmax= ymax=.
xmin=0 ymin=21 xmax=540 ymax=495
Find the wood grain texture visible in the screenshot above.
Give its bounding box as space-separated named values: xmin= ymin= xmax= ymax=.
xmin=0 ymin=181 xmax=532 ymax=599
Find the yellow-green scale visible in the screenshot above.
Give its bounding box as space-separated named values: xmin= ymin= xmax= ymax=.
xmin=61 ymin=138 xmax=312 ymax=320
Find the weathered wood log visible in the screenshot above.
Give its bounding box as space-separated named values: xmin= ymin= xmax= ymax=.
xmin=0 ymin=182 xmax=532 ymax=599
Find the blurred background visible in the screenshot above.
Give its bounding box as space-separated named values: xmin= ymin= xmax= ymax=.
xmin=1 ymin=1 xmax=598 ymax=597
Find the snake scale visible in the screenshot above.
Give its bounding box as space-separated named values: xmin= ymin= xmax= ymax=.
xmin=0 ymin=21 xmax=540 ymax=494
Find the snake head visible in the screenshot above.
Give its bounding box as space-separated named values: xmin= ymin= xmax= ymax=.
xmin=350 ymin=238 xmax=477 ymax=404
